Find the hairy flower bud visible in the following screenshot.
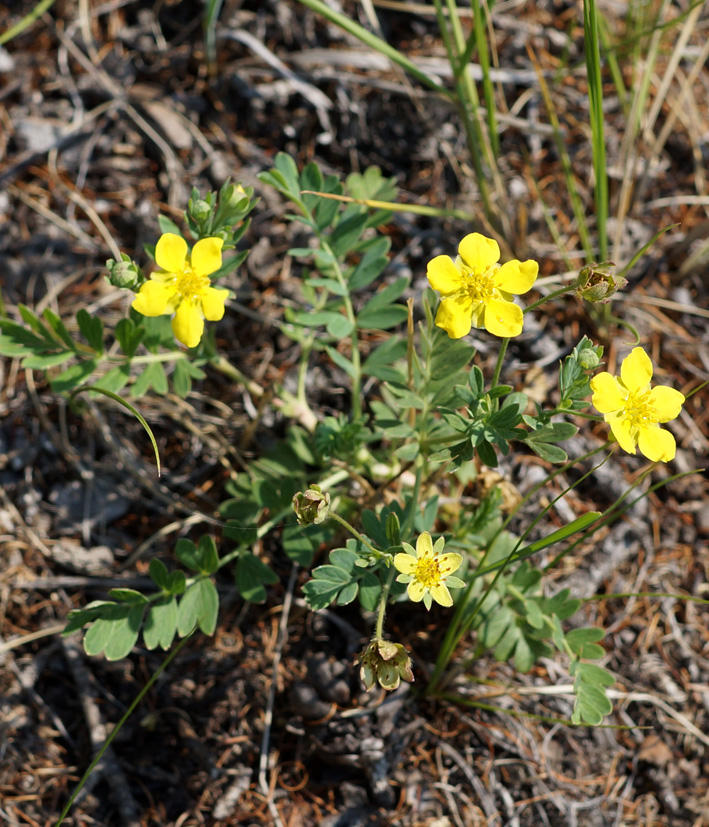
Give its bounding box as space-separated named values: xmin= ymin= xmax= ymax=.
xmin=358 ymin=638 xmax=414 ymax=691
xmin=576 ymin=262 xmax=626 ymax=303
xmin=191 ymin=199 xmax=212 ymax=222
xmin=105 ymin=255 xmax=143 ymax=290
xmin=292 ymin=485 xmax=330 ymax=526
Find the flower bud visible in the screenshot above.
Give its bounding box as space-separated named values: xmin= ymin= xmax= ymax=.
xmin=191 ymin=199 xmax=212 ymax=222
xmin=358 ymin=638 xmax=414 ymax=691
xmin=105 ymin=255 xmax=143 ymax=290
xmin=577 ymin=346 xmax=601 ymax=370
xmin=222 ymin=182 xmax=247 ymax=209
xmin=576 ymin=262 xmax=626 ymax=303
xmin=292 ymin=485 xmax=330 ymax=526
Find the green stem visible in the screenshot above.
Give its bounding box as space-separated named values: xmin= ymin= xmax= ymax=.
xmin=490 ymin=337 xmax=509 ymax=387
xmin=374 ymin=565 xmax=397 ymax=639
xmin=329 ymin=510 xmax=379 ymax=556
xmin=55 ymin=635 xmax=192 ymax=826
xmin=523 ymin=284 xmax=577 ymax=315
xmin=209 ymin=354 xmax=264 ymax=398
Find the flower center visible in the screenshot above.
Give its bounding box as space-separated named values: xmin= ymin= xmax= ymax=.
xmin=623 ymin=389 xmax=657 ymax=430
xmin=414 ymin=555 xmax=443 ymax=588
xmin=176 ymin=265 xmax=209 ymax=302
xmin=458 ymin=260 xmax=499 ymax=304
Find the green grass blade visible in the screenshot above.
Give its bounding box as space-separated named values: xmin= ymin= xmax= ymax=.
xmin=583 ymin=0 xmax=608 ymax=261
xmin=295 ymin=0 xmax=454 ymax=100
xmin=0 ymin=0 xmax=57 ymax=45
xmin=71 ymin=385 xmax=162 ymax=476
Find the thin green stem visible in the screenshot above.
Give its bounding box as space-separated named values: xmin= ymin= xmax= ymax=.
xmin=490 ymin=337 xmax=509 ymax=388
xmin=374 ymin=566 xmax=397 ymax=639
xmin=329 ymin=510 xmax=380 ymax=555
xmin=55 ymin=635 xmax=192 ymax=826
xmin=523 ymin=284 xmax=577 ymax=315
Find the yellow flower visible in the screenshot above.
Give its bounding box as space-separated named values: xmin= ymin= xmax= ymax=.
xmin=590 ymin=347 xmax=685 ymax=462
xmin=427 ymin=233 xmax=539 ymax=338
xmin=394 ymin=531 xmax=464 ymax=610
xmin=132 ymin=233 xmax=227 ymax=348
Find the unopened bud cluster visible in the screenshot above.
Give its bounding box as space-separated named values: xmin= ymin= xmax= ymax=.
xmin=292 ymin=485 xmax=330 ymax=526
xmin=358 ymin=638 xmax=414 ymax=691
xmin=576 ymin=262 xmax=626 ymax=303
xmin=105 ymin=254 xmax=144 ymax=290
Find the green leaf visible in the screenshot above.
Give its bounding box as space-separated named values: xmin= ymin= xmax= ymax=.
xmin=527 ymin=441 xmax=568 ymax=463
xmin=157 ymin=215 xmax=181 ymax=236
xmin=143 ymin=596 xmax=178 ymax=650
xmin=281 ymin=524 xmax=316 ymax=567
xmin=348 ymin=237 xmax=390 ymax=290
xmin=329 ymin=548 xmax=358 ymax=571
xmin=571 ymin=661 xmax=614 ymax=724
xmin=175 ymin=538 xmax=201 ymax=571
xmin=360 ymin=276 xmax=409 ymax=313
xmin=198 ymin=535 xmax=219 ymax=574
xmin=18 ymin=304 xmax=54 ymax=342
xmin=21 ymin=351 xmax=74 ymax=369
xmin=42 ymin=308 xmax=77 ymax=350
xmin=50 ymin=360 xmax=98 ymax=393
xmin=329 ymin=213 xmax=368 ymax=258
xmin=167 ymin=570 xmax=187 ymax=595
xmin=336 ymin=581 xmax=358 ymax=606
xmin=235 ymin=553 xmax=279 ymax=603
xmin=324 ymin=346 xmax=356 ymax=379
xmin=131 ymin=361 xmax=168 ymax=397
xmin=358 ymin=571 xmax=381 ymax=612
xmin=395 ymin=442 xmax=420 ymax=462
xmin=107 ymin=588 xmax=148 ymax=604
xmin=76 ymin=309 xmax=104 ymax=355
xmin=90 ymin=365 xmax=131 ymax=395
xmin=115 ymin=317 xmax=144 ymax=358
xmin=481 ymin=605 xmax=514 ymax=648
xmin=177 ymin=578 xmax=219 ymax=636
xmin=83 ymin=603 xmax=144 ymax=660
xmin=514 ymin=634 xmax=535 ymax=673
xmin=357 ymin=304 xmax=408 ymax=330
xmin=149 ymin=558 xmax=169 ymax=589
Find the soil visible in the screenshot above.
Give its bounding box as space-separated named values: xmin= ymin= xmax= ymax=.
xmin=1 ymin=1 xmax=708 ymax=826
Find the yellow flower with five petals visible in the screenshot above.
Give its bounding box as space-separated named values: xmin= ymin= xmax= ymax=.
xmin=427 ymin=232 xmax=539 ymax=338
xmin=590 ymin=347 xmax=685 ymax=462
xmin=394 ymin=531 xmax=464 ymax=610
xmin=132 ymin=233 xmax=227 ymax=348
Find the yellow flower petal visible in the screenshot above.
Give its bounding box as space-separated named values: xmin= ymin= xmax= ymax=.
xmin=620 ymin=347 xmax=652 ymax=393
xmin=494 ymin=259 xmax=538 ymax=295
xmin=132 ymin=280 xmax=177 ymax=316
xmin=201 ymin=286 xmax=228 ymax=321
xmin=638 ymin=425 xmax=676 ymax=462
xmin=427 ymin=255 xmax=465 ymax=294
xmin=172 ymin=300 xmax=204 ymax=348
xmin=192 ymin=237 xmax=224 ymax=277
xmin=430 ymin=583 xmax=453 ymax=607
xmin=458 ymin=233 xmax=500 ymax=271
xmin=590 ymin=372 xmax=625 ymax=413
xmin=415 ymin=531 xmax=434 ymax=558
xmin=155 ymin=233 xmax=187 ymax=274
xmin=394 ymin=553 xmax=417 ymax=575
xmin=649 ymin=385 xmax=684 ymax=423
xmin=438 ymin=552 xmax=463 ymax=576
xmin=407 ymin=580 xmax=426 ymax=602
xmin=483 ymin=297 xmax=523 ymax=337
xmin=607 ymin=412 xmax=637 ymax=454
xmin=435 ymin=294 xmax=474 ymax=339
